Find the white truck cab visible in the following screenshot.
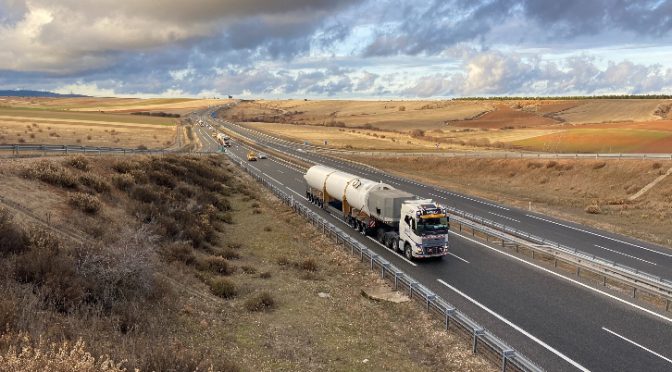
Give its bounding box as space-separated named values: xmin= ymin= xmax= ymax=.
xmin=398 ymin=200 xmax=449 ymax=259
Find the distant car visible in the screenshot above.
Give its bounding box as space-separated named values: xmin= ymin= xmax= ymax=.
xmin=258 ymin=153 xmax=268 ymax=159
xmin=297 ymin=148 xmax=306 ymax=153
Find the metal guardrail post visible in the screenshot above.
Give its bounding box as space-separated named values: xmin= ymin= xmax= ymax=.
xmin=381 ymin=262 xmax=390 ymax=278
xmin=473 ymin=328 xmax=485 ymax=353
xmin=370 ymin=254 xmax=377 ymax=269
xmin=502 ymin=350 xmax=515 ymax=372
xmin=65 ymin=145 xmax=69 ymax=155
xmin=427 ymin=294 xmax=436 ymax=311
xmin=409 ymin=281 xmax=417 ymax=298
xmin=445 ymin=307 xmax=455 ymax=330
xmin=394 ymin=271 xmax=403 ymax=290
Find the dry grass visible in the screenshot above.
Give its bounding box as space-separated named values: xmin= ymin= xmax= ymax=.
xmin=0 ymin=154 xmax=493 ymax=371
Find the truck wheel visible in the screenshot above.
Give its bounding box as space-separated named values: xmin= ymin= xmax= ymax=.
xmin=376 ymin=228 xmax=385 ymax=243
xmin=404 ymin=243 xmax=413 ymax=260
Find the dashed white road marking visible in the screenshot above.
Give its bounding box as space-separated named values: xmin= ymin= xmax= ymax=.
xmin=488 ymin=211 xmax=521 ymax=223
xmin=594 ymin=245 xmax=658 ymax=266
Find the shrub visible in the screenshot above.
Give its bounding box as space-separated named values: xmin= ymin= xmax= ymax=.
xmin=409 ymin=129 xmax=425 ymax=138
xmin=0 ymin=299 xmax=16 ymax=330
xmin=69 ymin=192 xmax=102 ymax=214
xmin=23 ymin=161 xmax=79 ymax=189
xmin=161 ymin=241 xmax=195 ymax=265
xmin=652 ymin=162 xmax=662 ymax=170
xmin=0 ymin=209 xmax=27 ymax=256
xmin=222 ymin=249 xmax=240 ymax=260
xmin=546 ymin=160 xmax=558 ymax=168
xmin=131 ymin=185 xmax=163 ymax=204
xmin=112 ymin=174 xmax=135 ymax=191
xmin=259 ymin=271 xmax=272 ymax=279
xmin=197 ymin=256 xmax=233 ymax=275
xmin=208 ymin=278 xmax=237 ymax=299
xmin=592 ymin=161 xmax=607 ymax=170
xmin=585 ymin=204 xmax=602 ymax=214
xmin=298 ymin=258 xmax=318 ymax=272
xmin=277 ymin=257 xmax=291 ymax=266
xmin=112 ymin=160 xmax=139 ymax=174
xmin=148 ymin=171 xmax=176 ymax=189
xmin=241 ymin=265 xmax=257 ymax=274
xmin=79 ymin=174 xmax=111 ymax=193
xmin=398 ymin=106 xmax=406 ymax=112
xmin=64 ymin=155 xmax=90 ymax=171
xmin=263 ymin=226 xmax=272 ymax=232
xmin=245 ymin=292 xmax=276 ymax=312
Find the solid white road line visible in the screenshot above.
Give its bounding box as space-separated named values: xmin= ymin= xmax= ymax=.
xmin=449 ymin=231 xmax=672 ymax=324
xmin=264 ymin=174 xmax=284 ymax=186
xmin=366 ymin=236 xmax=418 ymax=267
xmin=437 ymin=278 xmax=591 ymax=372
xmin=286 ymin=187 xmax=308 ymax=200
xmin=602 ymin=327 xmax=672 ymax=365
xmin=447 ymin=252 xmax=470 ymax=263
xmin=527 ymin=214 xmax=672 ymax=258
xmin=594 ymin=245 xmax=658 ymax=266
xmin=488 ymin=211 xmax=521 ymax=223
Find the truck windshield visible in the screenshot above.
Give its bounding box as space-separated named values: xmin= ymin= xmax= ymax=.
xmin=415 ymin=217 xmax=448 ymax=235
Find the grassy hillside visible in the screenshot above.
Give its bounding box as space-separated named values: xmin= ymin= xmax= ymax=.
xmin=0 ymin=154 xmax=491 ymax=371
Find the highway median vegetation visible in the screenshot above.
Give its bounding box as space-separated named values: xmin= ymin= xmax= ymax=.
xmin=0 ymin=154 xmax=493 ymax=371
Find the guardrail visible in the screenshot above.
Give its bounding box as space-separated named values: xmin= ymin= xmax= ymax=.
xmin=316 ymin=149 xmax=672 ymax=160
xmin=224 ymin=151 xmax=543 ymax=372
xmin=0 ymin=144 xmax=173 ymax=157
xmin=446 ymin=207 xmax=672 ymax=311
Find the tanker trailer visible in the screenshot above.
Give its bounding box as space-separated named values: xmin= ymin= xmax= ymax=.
xmin=304 ymin=165 xmax=449 ymax=260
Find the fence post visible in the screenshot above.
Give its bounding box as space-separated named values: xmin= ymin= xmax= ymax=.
xmin=381 ymin=263 xmax=389 ymax=278
xmin=370 ymin=254 xmax=377 ymax=270
xmin=65 ymin=145 xmax=69 ymax=155
xmin=394 ymin=271 xmax=402 ymax=290
xmin=427 ymin=294 xmax=436 ymax=311
xmin=409 ymin=281 xmax=417 ymax=298
xmin=473 ymin=328 xmax=485 ymax=353
xmin=502 ymin=350 xmax=515 ymax=372
xmin=14 ymin=144 xmax=18 ymax=157
xmin=445 ymin=307 xmax=455 ymax=330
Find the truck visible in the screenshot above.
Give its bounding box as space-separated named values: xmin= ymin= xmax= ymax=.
xmin=216 ymin=133 xmax=231 ymax=147
xmin=304 ymin=165 xmax=449 ymax=260
xmin=247 ymin=151 xmax=257 ymax=161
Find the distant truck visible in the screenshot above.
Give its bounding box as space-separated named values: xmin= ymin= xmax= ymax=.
xmin=246 ymin=151 xmax=257 ymax=161
xmin=216 ymin=133 xmax=231 ymax=147
xmin=304 ymin=165 xmax=449 ymax=260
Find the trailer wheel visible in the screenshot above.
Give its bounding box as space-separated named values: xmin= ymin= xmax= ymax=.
xmin=404 ymin=243 xmax=413 ymax=261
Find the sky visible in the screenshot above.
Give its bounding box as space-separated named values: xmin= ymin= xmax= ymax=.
xmin=1 ymin=0 xmax=672 ymax=98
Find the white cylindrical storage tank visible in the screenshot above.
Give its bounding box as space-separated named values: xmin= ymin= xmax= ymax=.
xmin=304 ymin=165 xmax=394 ymax=213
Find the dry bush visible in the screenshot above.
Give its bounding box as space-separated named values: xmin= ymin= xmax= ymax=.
xmin=64 ymin=155 xmax=90 ymax=171
xmin=148 ymin=170 xmax=176 ymax=189
xmin=259 ymin=272 xmax=272 ymax=279
xmin=79 ymin=174 xmax=111 ymax=193
xmin=69 ymin=193 xmax=102 ymax=214
xmin=277 ymin=257 xmax=291 ymax=266
xmin=245 ymin=292 xmax=275 ymax=312
xmin=208 ymin=278 xmax=237 ymax=299
xmin=409 ymin=129 xmax=425 ymax=138
xmin=398 ymin=106 xmax=406 ymax=112
xmin=0 ymin=209 xmax=27 ymax=256
xmin=196 ymin=255 xmax=233 ymax=275
xmin=131 ymin=185 xmax=163 ymax=204
xmin=527 ymin=161 xmax=543 ymax=169
xmin=0 ymin=335 xmax=125 ymax=372
xmin=592 ymin=161 xmax=607 ymax=170
xmin=111 ymin=160 xmax=140 ymax=174
xmin=23 ymin=161 xmax=79 ymax=189
xmin=585 ymin=204 xmax=602 ymax=214
xmin=298 ymin=258 xmax=318 ymax=272
xmin=111 ymin=174 xmax=135 ymax=191
xmin=0 ymin=300 xmax=17 ymax=330
xmin=161 ymin=241 xmax=196 ymax=265
xmin=241 ymin=265 xmax=257 ymax=274
xmin=137 ymin=342 xmax=239 ymax=372
xmin=546 ymin=160 xmax=558 ymax=168
xmin=263 ymin=226 xmax=272 ymax=232
xmin=222 ymin=249 xmax=240 ymax=260
xmin=652 ymin=162 xmax=662 ymax=170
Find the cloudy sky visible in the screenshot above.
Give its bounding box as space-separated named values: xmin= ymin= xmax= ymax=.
xmin=1 ymin=0 xmax=672 ymax=98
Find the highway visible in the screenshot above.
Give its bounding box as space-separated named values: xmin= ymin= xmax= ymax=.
xmin=193 ymin=108 xmax=672 ymax=371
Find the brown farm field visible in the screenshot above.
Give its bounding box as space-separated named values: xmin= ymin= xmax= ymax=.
xmin=220 ymin=99 xmax=672 ymax=153
xmin=347 ymin=155 xmax=672 ymax=248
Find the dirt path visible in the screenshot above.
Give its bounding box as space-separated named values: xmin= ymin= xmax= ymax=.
xmin=629 ymin=166 xmax=672 ymax=200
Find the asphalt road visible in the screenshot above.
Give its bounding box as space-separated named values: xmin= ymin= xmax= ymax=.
xmin=192 ymin=109 xmax=672 ymax=371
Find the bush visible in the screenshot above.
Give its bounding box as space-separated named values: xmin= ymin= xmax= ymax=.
xmin=592 ymin=161 xmax=607 ymax=170
xmin=161 ymin=241 xmax=195 ymax=265
xmin=112 ymin=160 xmax=139 ymax=174
xmin=23 ymin=161 xmax=79 ymax=189
xmin=197 ymin=256 xmax=233 ymax=275
xmin=148 ymin=171 xmax=176 ymax=189
xmin=79 ymin=174 xmax=111 ymax=193
xmin=241 ymin=265 xmax=257 ymax=274
xmin=112 ymin=174 xmax=135 ymax=191
xmin=546 ymin=160 xmax=558 ymax=168
xmin=585 ymin=204 xmax=602 ymax=214
xmin=298 ymin=258 xmax=318 ymax=272
xmin=245 ymin=292 xmax=275 ymax=312
xmin=0 ymin=209 xmax=27 ymax=256
xmin=208 ymin=278 xmax=237 ymax=299
xmin=277 ymin=257 xmax=291 ymax=266
xmin=64 ymin=155 xmax=90 ymax=171
xmin=652 ymin=162 xmax=662 ymax=170
xmin=131 ymin=185 xmax=163 ymax=204
xmin=69 ymin=192 xmax=102 ymax=214
xmin=259 ymin=271 xmax=272 ymax=279
xmin=409 ymin=129 xmax=425 ymax=138
xmin=222 ymin=249 xmax=240 ymax=260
